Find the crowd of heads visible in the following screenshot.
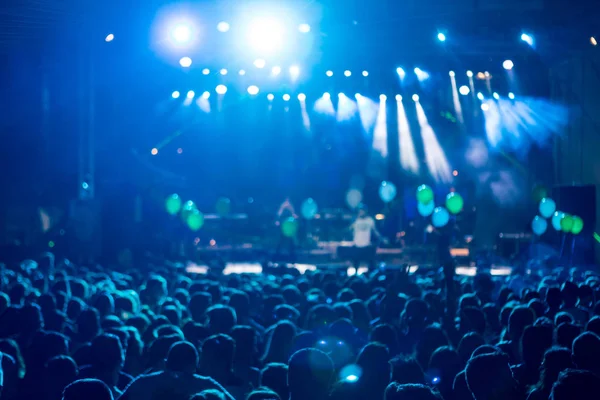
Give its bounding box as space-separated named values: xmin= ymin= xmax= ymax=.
xmin=0 ymin=253 xmax=600 ymax=400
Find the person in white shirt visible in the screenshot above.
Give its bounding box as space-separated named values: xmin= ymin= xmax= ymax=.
xmin=350 ymin=207 xmax=383 ymax=269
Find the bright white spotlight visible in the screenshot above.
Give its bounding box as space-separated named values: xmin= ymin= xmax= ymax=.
xmin=298 ymin=93 xmax=306 ymax=101
xmin=437 ymin=32 xmax=446 ymax=42
xmin=481 ymin=103 xmax=489 ymax=111
xmin=521 ymin=33 xmax=534 ymax=46
xmin=272 ymin=66 xmax=281 ymax=75
xmin=202 ymin=68 xmax=210 ymax=75
xmin=395 ymin=94 xmax=402 ymax=101
xmin=248 ymin=18 xmax=284 ymax=52
xmin=220 ymin=68 xmax=228 ymax=75
xmin=216 ymin=85 xmax=227 ymax=94
xmin=187 ymin=90 xmax=195 ymax=99
xmin=508 ymin=92 xmax=515 ymax=100
xmin=477 ymin=92 xmax=484 ymax=100
xmin=323 ymin=92 xmax=331 ymax=100
xmin=354 ymin=93 xmax=361 ymax=99
xmin=254 ymin=59 xmax=266 ymax=69
xmin=298 ymin=23 xmax=311 ymax=33
xmin=171 ymin=24 xmax=192 ymax=44
xmin=217 ymin=22 xmax=230 ymax=32
xmin=202 ymin=91 xmax=210 ymax=99
xmin=414 ymin=67 xmax=429 ymax=81
xmin=247 ymin=85 xmax=259 ymax=95
xmin=449 ymin=71 xmax=455 ymax=77
xmin=466 ymin=70 xmax=473 ymax=77
xmin=326 ymin=70 xmax=333 ymax=77
xmin=239 ymin=69 xmax=246 ymax=76
xmin=414 ymin=67 xmax=422 ymax=74
xmin=396 ymin=67 xmax=406 ymax=79
xmin=412 ymin=94 xmax=420 ymax=102
xmin=179 ymin=57 xmax=192 ymax=68
xmin=379 ymin=94 xmax=387 ymax=101
xmin=459 ymin=85 xmax=470 ymax=96
xmin=267 ymin=93 xmax=274 ymax=101
xmin=283 ymin=94 xmax=290 ymax=101
xmin=344 ymin=70 xmax=351 ymax=77
xmin=338 ymin=92 xmax=344 ymax=98
xmin=290 ymin=65 xmax=300 ymax=77
xmin=592 ymin=37 xmax=598 ymax=46
xmin=362 ymin=70 xmax=369 ymax=77
xmin=493 ymin=92 xmax=500 ymax=100
xmin=105 ymin=33 xmax=114 ymax=42
xmin=172 ymin=91 xmax=180 ymax=99
xmin=503 ymin=60 xmax=514 ymax=70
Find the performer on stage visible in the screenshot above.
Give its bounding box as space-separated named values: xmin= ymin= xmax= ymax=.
xmin=275 ymin=197 xmax=297 ymax=261
xmin=350 ymin=206 xmax=384 ymax=269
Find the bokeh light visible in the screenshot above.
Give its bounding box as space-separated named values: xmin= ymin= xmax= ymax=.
xmin=459 ymin=85 xmax=470 ymax=95
xmin=202 ymin=68 xmax=210 ymax=75
xmin=216 ymin=85 xmax=227 ymax=94
xmin=254 ymin=59 xmax=266 ymax=69
xmin=217 ymin=21 xmax=230 ymax=32
xmin=151 ymin=148 xmax=158 ymax=155
xmin=247 ymin=85 xmax=259 ymax=95
xmin=283 ymin=94 xmax=291 ymax=101
xmin=186 ymin=90 xmax=195 ymax=99
xmin=105 ymin=33 xmax=114 ymax=42
xmin=326 ymin=70 xmax=333 ymax=77
xmin=171 ymin=91 xmax=180 ymax=99
xmin=179 ymin=56 xmax=192 ymax=68
xmin=437 ymin=32 xmax=446 ymax=42
xmin=298 ymin=23 xmax=311 ymax=33
xmin=344 ymin=70 xmax=351 ymax=77
xmin=503 ymin=60 xmax=514 ymax=70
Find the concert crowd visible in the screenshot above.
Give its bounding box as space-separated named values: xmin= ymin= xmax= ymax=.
xmin=0 ymin=252 xmax=600 ymax=400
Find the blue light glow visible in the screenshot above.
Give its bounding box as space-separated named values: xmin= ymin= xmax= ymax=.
xmin=172 ymin=91 xmax=180 ymax=99
xmin=521 ymin=33 xmax=534 ymax=46
xmin=437 ymin=32 xmax=446 ymax=42
xmin=171 ymin=24 xmax=192 ymax=44
xmin=298 ymin=23 xmax=310 ymax=33
xmin=105 ymin=34 xmax=114 ymax=42
xmin=217 ymin=21 xmax=230 ymax=32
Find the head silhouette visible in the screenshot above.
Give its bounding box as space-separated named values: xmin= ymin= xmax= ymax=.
xmin=551 ymin=369 xmax=600 ymax=400
xmin=288 ymin=349 xmax=334 ymax=400
xmin=62 ymin=378 xmax=113 ymax=400
xmin=465 ymin=352 xmax=517 ymax=400
xmin=166 ymin=341 xmax=199 ymax=374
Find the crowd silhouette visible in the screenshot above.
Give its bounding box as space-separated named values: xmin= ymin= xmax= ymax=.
xmin=0 ymin=252 xmax=599 ymax=400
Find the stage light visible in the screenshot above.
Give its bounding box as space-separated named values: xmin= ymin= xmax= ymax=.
xmin=217 ymin=21 xmax=230 ymax=32
xmin=521 ymin=33 xmax=534 ymax=46
xmin=354 ymin=93 xmax=361 ymax=99
xmin=346 ymin=375 xmax=358 ymax=382
xmin=414 ymin=67 xmax=429 ymax=81
xmin=477 ymin=92 xmax=484 ymax=100
xmin=283 ymin=94 xmax=290 ymax=101
xmin=380 ymin=94 xmax=387 ymax=101
xmin=437 ymin=32 xmax=446 ymax=42
xmin=414 ymin=67 xmax=422 ymax=74
xmin=216 ymin=85 xmax=227 ymax=94
xmin=485 ymin=71 xmax=490 ymax=77
xmin=323 ymin=92 xmax=331 ymax=100
xmin=272 ymin=66 xmax=281 ymax=75
xmin=508 ymin=92 xmax=515 ymax=100
xmin=267 ymin=93 xmax=274 ymax=101
xmin=396 ymin=67 xmax=406 ymax=78
xmin=362 ymin=70 xmax=369 ymax=77
xmin=503 ymin=60 xmax=514 ymax=70
xmin=481 ymin=103 xmax=489 ymax=111
xmin=395 ymin=94 xmax=402 ymax=101
xmin=476 ymin=72 xmax=485 ymax=80
xmin=493 ymin=92 xmax=500 ymax=100
xmin=290 ymin=65 xmax=300 ymax=77
xmin=466 ymin=70 xmax=473 ymax=77
xmin=239 ymin=69 xmax=246 ymax=76
xmin=179 ymin=57 xmax=192 ymax=68
xmin=186 ymin=90 xmax=195 ymax=99
xmin=202 ymin=91 xmax=210 ymax=99
xmin=202 ymin=68 xmax=210 ymax=75
xmin=220 ymin=68 xmax=228 ymax=75
xmin=247 ymin=85 xmax=259 ymax=95
xmin=592 ymin=37 xmax=598 ymax=46
xmin=177 ymin=148 xmax=183 ymax=154
xmin=172 ymin=91 xmax=180 ymax=99
xmin=453 ymin=170 xmax=459 ymax=177
xmin=412 ymin=94 xmax=419 ymax=102
xmin=248 ymin=18 xmax=284 ymax=52
xmin=459 ymin=85 xmax=470 ymax=95
xmin=449 ymin=71 xmax=455 ymax=77
xmin=326 ymin=70 xmax=333 ymax=77
xmin=151 ymin=148 xmax=158 ymax=155
xmin=344 ymin=70 xmax=351 ymax=77
xmin=171 ymin=24 xmax=192 ymax=44
xmin=298 ymin=93 xmax=306 ymax=101
xmin=338 ymin=92 xmax=344 ymax=98
xmin=105 ymin=33 xmax=114 ymax=42
xmin=298 ymin=23 xmax=310 ymax=33
xmin=254 ymin=59 xmax=266 ymax=68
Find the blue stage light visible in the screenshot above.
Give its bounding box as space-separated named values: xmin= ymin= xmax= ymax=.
xmin=171 ymin=24 xmax=192 ymax=44
xmin=437 ymin=32 xmax=446 ymax=42
xmin=172 ymin=91 xmax=180 ymax=99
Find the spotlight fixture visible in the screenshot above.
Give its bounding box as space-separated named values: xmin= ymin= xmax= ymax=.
xmin=379 ymin=94 xmax=387 ymax=101
xmin=172 ymin=91 xmax=180 ymax=99
xmin=202 ymin=68 xmax=210 ymax=75
xmin=591 ymin=37 xmax=598 ymax=46
xmin=412 ymin=94 xmax=419 ymax=102
xmin=508 ymin=92 xmax=515 ymax=100
xmin=298 ymin=93 xmax=306 ymax=101
xmin=298 ymin=23 xmax=311 ymax=33
xmin=267 ymin=93 xmax=274 ymax=101
xmin=247 ymin=85 xmax=259 ymax=95
xmin=521 ymin=33 xmax=534 ymax=46
xmin=216 ymin=85 xmax=227 ymax=94
xmin=326 ymin=70 xmax=333 ymax=77
xmin=254 ymin=59 xmax=266 ymax=69
xmin=179 ymin=57 xmax=192 ymax=68
xmin=395 ymin=95 xmax=402 ymax=101
xmin=344 ymin=70 xmax=351 ymax=77
xmin=220 ymin=68 xmax=228 ymax=75
xmin=502 ymin=60 xmax=514 ymax=70
xmin=105 ymin=33 xmax=114 ymax=42
xmin=271 ymin=66 xmax=282 ymax=75
xmin=362 ymin=70 xmax=369 ymax=77
xmin=171 ymin=24 xmax=192 ymax=44
xmin=481 ymin=103 xmax=489 ymax=111
xmin=437 ymin=32 xmax=446 ymax=42
xmin=449 ymin=71 xmax=455 ymax=77
xmin=477 ymin=92 xmax=484 ymax=100
xmin=151 ymin=148 xmax=158 ymax=155
xmin=323 ymin=92 xmax=331 ymax=100
xmin=283 ymin=94 xmax=291 ymax=101
xmin=396 ymin=67 xmax=405 ymax=78
xmin=466 ymin=70 xmax=473 ymax=78
xmin=459 ymin=86 xmax=470 ymax=96
xmin=493 ymin=92 xmax=500 ymax=100
xmin=289 ymin=65 xmax=300 ymax=77
xmin=186 ymin=90 xmax=195 ymax=99
xmin=217 ymin=22 xmax=230 ymax=32
xmin=202 ymin=91 xmax=210 ymax=99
